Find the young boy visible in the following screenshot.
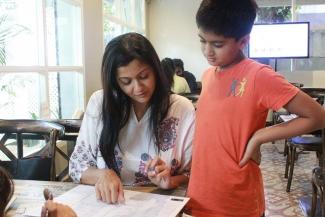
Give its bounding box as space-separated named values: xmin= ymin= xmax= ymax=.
xmin=186 ymin=0 xmax=325 ymax=216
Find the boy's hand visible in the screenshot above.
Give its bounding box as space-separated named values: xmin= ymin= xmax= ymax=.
xmin=251 ymin=147 xmax=262 ymax=165
xmin=145 ymin=157 xmax=173 ymax=189
xmin=239 ymin=136 xmax=262 ymax=167
xmin=95 ymin=169 xmax=125 ymax=204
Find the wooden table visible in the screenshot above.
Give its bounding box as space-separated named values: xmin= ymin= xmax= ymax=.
xmin=7 ymin=180 xmax=187 ymax=217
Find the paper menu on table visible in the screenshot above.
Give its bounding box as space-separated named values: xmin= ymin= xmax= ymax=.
xmin=55 ymin=185 xmax=189 ymax=217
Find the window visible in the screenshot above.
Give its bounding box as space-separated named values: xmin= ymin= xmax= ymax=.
xmin=0 ymin=0 xmax=84 ymax=119
xmin=294 ymin=4 xmax=325 ymax=71
xmin=254 ymin=1 xmax=325 ymax=73
xmin=103 ymin=0 xmax=146 ymax=45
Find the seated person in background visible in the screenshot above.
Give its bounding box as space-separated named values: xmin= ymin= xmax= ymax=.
xmin=161 ymin=57 xmax=191 ymax=94
xmin=160 ymin=58 xmax=175 ymax=92
xmin=69 ymin=33 xmax=195 ymax=204
xmin=173 ymin=58 xmax=197 ymax=93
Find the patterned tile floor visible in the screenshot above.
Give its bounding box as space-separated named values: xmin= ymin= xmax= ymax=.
xmin=261 ymin=141 xmax=318 ymax=217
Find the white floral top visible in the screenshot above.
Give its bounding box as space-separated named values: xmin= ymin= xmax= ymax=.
xmin=69 ymin=90 xmax=195 ymax=185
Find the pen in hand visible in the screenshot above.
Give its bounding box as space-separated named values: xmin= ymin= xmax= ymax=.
xmin=147 ymin=166 xmax=157 ymax=176
xmin=43 ymin=188 xmax=53 ymax=201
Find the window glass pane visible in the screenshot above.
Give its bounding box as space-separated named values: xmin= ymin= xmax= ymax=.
xmin=135 ymin=0 xmax=145 ymax=29
xmin=0 ymin=72 xmax=46 ymax=119
xmin=50 ymin=71 xmax=84 ymax=119
xmin=103 ymin=0 xmax=145 ymax=44
xmin=256 ymin=6 xmax=292 ymax=23
xmin=294 ymin=4 xmax=325 ymax=71
xmin=104 ymin=21 xmax=123 ymax=45
xmin=0 ymin=0 xmax=44 ymax=66
xmin=46 ymin=0 xmax=82 ymax=66
xmin=0 ymin=71 xmax=84 ymax=119
xmin=104 ymin=0 xmax=118 ymax=17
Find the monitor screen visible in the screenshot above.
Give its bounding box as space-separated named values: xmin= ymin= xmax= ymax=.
xmin=248 ymin=22 xmax=309 ymax=59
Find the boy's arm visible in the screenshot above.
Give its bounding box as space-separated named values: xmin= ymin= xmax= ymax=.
xmin=239 ymin=91 xmax=325 ymax=167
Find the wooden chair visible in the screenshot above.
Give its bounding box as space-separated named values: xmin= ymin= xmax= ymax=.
xmin=179 ymin=93 xmax=200 ymax=103
xmin=311 ymin=129 xmax=325 ymax=217
xmin=51 ymin=119 xmax=81 ymax=181
xmin=285 ymin=135 xmax=322 ymax=192
xmin=284 ymin=88 xmax=325 ymax=192
xmin=0 ymin=119 xmax=64 ymax=181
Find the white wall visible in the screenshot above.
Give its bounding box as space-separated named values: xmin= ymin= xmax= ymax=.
xmin=147 ymin=0 xmax=209 ymax=80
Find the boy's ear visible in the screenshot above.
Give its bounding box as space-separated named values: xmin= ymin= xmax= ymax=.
xmin=238 ymin=35 xmax=250 ymax=49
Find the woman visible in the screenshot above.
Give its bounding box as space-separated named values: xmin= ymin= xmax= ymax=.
xmin=69 ymin=33 xmax=195 ymax=204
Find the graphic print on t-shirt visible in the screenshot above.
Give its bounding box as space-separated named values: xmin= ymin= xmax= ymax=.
xmin=227 ymin=77 xmax=247 ymax=97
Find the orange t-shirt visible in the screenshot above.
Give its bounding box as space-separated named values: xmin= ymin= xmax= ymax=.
xmin=186 ymin=58 xmax=299 ymax=217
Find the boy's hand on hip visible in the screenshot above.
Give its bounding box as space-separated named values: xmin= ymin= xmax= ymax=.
xmin=239 ymin=136 xmax=262 ymax=167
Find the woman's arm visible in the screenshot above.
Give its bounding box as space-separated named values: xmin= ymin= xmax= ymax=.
xmin=239 ymin=91 xmax=325 ymax=167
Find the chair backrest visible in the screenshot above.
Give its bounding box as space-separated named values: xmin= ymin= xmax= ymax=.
xmin=179 ymin=93 xmax=200 ymax=103
xmin=0 ymin=119 xmax=64 ymax=181
xmin=50 ymin=119 xmax=81 ymax=181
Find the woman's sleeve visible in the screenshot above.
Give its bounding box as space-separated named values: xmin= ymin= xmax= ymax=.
xmin=69 ymin=92 xmax=102 ymax=183
xmin=175 ymin=102 xmax=195 ymax=177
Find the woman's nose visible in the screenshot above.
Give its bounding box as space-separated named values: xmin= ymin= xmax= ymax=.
xmin=133 ymin=80 xmax=144 ymax=92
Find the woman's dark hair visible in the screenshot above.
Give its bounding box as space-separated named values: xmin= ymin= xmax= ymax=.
xmin=173 ymin=58 xmax=184 ymax=71
xmin=161 ymin=57 xmax=176 ymax=91
xmin=0 ymin=167 xmax=13 ymax=217
xmin=196 ymin=0 xmax=257 ymax=40
xmin=100 ymin=33 xmax=170 ymax=175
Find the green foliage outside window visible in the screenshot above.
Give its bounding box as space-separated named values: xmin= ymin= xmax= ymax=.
xmin=0 ymin=14 xmax=28 ymax=65
xmin=257 ymin=6 xmax=292 ymax=23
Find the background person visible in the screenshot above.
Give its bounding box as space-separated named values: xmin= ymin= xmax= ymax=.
xmin=173 ymin=58 xmax=197 ymax=93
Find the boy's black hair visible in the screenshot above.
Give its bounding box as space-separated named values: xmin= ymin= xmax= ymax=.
xmin=196 ymin=0 xmax=258 ymax=40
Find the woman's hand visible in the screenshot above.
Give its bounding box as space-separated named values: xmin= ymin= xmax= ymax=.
xmin=41 ymin=200 xmax=77 ymax=217
xmin=146 ymin=157 xmax=174 ymax=189
xmin=95 ymin=169 xmax=125 ymax=204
